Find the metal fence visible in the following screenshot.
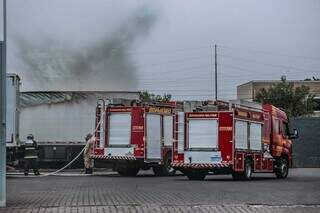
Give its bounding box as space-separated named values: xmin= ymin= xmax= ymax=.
xmin=291 ymin=117 xmax=320 ymax=167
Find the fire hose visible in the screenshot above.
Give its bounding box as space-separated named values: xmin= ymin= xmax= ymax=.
xmin=39 ymin=114 xmax=104 ymax=177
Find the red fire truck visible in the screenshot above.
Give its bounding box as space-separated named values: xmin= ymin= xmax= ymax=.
xmin=171 ymin=100 xmax=298 ymax=180
xmin=91 ymin=99 xmax=177 ymax=176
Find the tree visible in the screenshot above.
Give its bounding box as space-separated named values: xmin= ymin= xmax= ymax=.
xmin=139 ymin=91 xmax=172 ymax=103
xmin=254 ymin=77 xmax=316 ymax=117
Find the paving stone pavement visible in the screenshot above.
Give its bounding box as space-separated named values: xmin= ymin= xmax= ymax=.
xmin=1 ymin=168 xmax=320 ymax=212
xmin=1 ymin=205 xmax=320 ymax=213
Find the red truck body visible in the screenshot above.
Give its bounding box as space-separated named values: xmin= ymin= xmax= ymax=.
xmin=91 ymin=101 xmax=177 ymax=176
xmin=172 ymin=101 xmax=296 ymax=180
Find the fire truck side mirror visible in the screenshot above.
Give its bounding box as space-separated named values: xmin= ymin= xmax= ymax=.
xmin=289 ymin=129 xmax=299 ymax=139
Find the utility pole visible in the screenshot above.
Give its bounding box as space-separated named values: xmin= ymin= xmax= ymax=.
xmin=214 ymin=44 xmax=218 ymax=101
xmin=0 ymin=0 xmax=7 ymax=207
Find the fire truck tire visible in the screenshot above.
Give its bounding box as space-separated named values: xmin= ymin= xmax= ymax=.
xmin=153 ymin=166 xmax=165 ymax=176
xmin=275 ymin=159 xmax=289 ymax=179
xmin=232 ymin=172 xmax=241 ymax=180
xmin=185 ymin=171 xmax=207 ymax=181
xmin=232 ymin=159 xmax=252 ymax=181
xmin=117 ymin=167 xmax=140 ymax=177
xmin=153 ymin=153 xmax=176 ymax=176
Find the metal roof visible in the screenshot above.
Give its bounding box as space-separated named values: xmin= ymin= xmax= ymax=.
xmin=20 ymin=91 xmax=140 ymax=108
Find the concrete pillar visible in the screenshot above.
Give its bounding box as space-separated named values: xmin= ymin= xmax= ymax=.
xmin=0 ymin=41 xmax=5 ymax=207
xmin=0 ymin=0 xmax=7 ymax=206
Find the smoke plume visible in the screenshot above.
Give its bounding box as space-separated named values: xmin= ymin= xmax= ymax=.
xmin=12 ymin=4 xmax=158 ymax=91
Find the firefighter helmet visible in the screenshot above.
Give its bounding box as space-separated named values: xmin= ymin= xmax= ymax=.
xmin=85 ymin=133 xmax=93 ymax=141
xmin=27 ymin=134 xmax=34 ymax=140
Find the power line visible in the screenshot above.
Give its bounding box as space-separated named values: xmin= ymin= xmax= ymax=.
xmin=139 ymin=71 xmax=295 ymax=82
xmin=139 ymin=62 xmax=313 ymax=81
xmin=140 ymin=80 xmax=211 ymax=84
xmin=139 ymin=64 xmax=211 ymax=77
xmin=135 ymin=54 xmax=211 ymax=68
xmin=139 ymin=59 xmax=316 ymax=80
xmin=220 ymin=44 xmax=320 ymax=62
xmin=126 ymin=45 xmax=211 ymax=56
xmin=218 ymin=54 xmax=320 ymax=73
xmin=123 ymin=42 xmax=320 ymax=62
xmin=106 ymin=43 xmax=320 ymax=62
xmin=220 ymin=64 xmax=315 ymax=77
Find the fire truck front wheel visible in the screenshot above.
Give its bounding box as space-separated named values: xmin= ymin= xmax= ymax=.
xmin=275 ymin=158 xmax=289 ymax=179
xmin=117 ymin=167 xmax=140 ymax=177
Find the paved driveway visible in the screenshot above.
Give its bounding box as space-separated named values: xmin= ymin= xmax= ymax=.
xmin=1 ymin=168 xmax=320 ymax=212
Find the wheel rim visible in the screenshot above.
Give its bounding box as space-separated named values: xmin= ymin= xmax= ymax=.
xmin=246 ymin=162 xmax=252 ymax=178
xmin=165 ymin=158 xmax=175 ymax=173
xmin=281 ymin=162 xmax=288 ymax=176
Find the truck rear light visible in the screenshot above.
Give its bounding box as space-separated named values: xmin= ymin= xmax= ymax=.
xmin=94 ymin=148 xmax=104 ymax=155
xmin=173 ymin=153 xmax=184 ymax=162
xmin=134 ymin=147 xmax=143 ymax=151
xmin=226 ymin=155 xmax=230 ymax=160
xmin=134 ymin=146 xmax=144 ymax=156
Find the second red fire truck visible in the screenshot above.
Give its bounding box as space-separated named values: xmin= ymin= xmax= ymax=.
xmin=171 ymin=100 xmax=298 ymax=180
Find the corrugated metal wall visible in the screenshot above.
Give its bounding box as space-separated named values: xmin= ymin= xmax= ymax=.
xmin=291 ymin=117 xmax=320 ymax=167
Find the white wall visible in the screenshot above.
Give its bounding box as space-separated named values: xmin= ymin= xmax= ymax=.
xmin=20 ymin=92 xmax=139 ymax=143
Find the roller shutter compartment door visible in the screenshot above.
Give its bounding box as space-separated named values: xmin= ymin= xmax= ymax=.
xmin=188 ymin=119 xmax=218 ymax=149
xmin=250 ymin=123 xmax=262 ymax=151
xmin=235 ymin=121 xmax=248 ymax=150
xmin=163 ymin=115 xmax=173 ymax=146
xmin=109 ymin=113 xmax=131 ymax=146
xmin=146 ymin=114 xmax=161 ymax=159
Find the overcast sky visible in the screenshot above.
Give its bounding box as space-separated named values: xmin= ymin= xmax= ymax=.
xmin=1 ymin=0 xmax=320 ymax=100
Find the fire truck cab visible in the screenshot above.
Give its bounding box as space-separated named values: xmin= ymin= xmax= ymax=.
xmin=91 ymin=99 xmax=177 ymax=176
xmin=171 ymin=100 xmax=298 ymax=180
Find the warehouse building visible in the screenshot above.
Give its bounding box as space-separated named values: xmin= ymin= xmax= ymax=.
xmin=19 ymin=91 xmax=140 ymax=168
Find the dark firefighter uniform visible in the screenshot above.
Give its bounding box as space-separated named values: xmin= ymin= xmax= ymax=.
xmin=22 ymin=134 xmax=40 ymax=176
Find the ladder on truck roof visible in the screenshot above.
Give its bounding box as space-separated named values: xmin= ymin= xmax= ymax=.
xmin=229 ymin=99 xmax=263 ymax=113
xmin=95 ymin=99 xmax=106 ymax=149
xmin=174 ymin=111 xmax=185 ymax=153
xmin=107 ymin=98 xmax=174 ymax=108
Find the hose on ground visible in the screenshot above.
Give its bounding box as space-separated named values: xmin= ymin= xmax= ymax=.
xmin=39 ymin=116 xmax=103 ymax=177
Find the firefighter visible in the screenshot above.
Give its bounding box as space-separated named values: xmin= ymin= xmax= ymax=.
xmin=84 ymin=133 xmax=95 ymax=174
xmin=22 ymin=134 xmax=40 ymax=176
